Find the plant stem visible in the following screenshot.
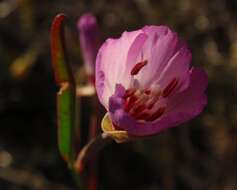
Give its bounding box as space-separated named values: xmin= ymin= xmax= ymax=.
xmin=74 ymin=133 xmax=113 ymax=175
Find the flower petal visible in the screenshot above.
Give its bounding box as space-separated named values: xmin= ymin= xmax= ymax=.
xmin=166 ymin=68 xmax=208 ymax=114
xmin=157 ymin=46 xmax=192 ymax=93
xmin=136 ymin=27 xmax=180 ymax=88
xmin=95 ymin=30 xmax=146 ymax=107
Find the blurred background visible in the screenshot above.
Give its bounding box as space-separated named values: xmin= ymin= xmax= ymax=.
xmin=0 ymin=0 xmax=237 ymax=189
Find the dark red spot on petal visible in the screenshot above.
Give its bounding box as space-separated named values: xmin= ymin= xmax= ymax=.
xmin=162 ymin=78 xmax=178 ymax=98
xmin=130 ymin=60 xmax=148 ymax=75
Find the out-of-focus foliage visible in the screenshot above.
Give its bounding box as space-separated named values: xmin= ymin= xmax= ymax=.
xmin=0 ymin=0 xmax=237 ymax=190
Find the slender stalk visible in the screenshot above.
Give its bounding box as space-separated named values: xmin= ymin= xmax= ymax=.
xmin=74 ymin=134 xmax=113 ymax=175
xmin=87 ymin=97 xmax=101 ymax=190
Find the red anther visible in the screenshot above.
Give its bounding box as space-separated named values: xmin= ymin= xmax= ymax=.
xmin=124 ymin=95 xmax=138 ymax=112
xmin=147 ymin=94 xmax=161 ymax=110
xmin=147 ymin=102 xmax=156 ymax=110
xmin=144 ymin=89 xmax=151 ymax=95
xmin=162 ymin=78 xmax=178 ymax=98
xmin=135 ymin=112 xmax=150 ymax=120
xmin=130 ymin=60 xmax=148 ymax=75
xmin=132 ymin=104 xmax=146 ymax=115
xmin=123 ymin=89 xmax=135 ymax=99
xmin=146 ymin=107 xmax=166 ymax=121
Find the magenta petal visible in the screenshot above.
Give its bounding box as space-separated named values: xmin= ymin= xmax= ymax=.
xmin=95 ymin=30 xmax=146 ymax=107
xmin=158 ymin=46 xmax=192 ymax=92
xmin=142 ymin=25 xmax=169 ymax=38
xmin=123 ymin=33 xmax=148 ymax=78
xmin=108 ymin=84 xmax=125 ymax=114
xmin=137 ymin=27 xmax=180 ymax=87
xmin=108 ymin=86 xmax=136 ymax=130
xmin=167 ymin=68 xmax=208 ymax=114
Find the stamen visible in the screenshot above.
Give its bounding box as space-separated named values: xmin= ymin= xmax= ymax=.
xmin=146 ymin=107 xmax=166 ymax=121
xmin=122 ymin=73 xmax=169 ymax=122
xmin=135 ymin=112 xmax=150 ymax=120
xmin=130 ymin=60 xmax=148 ymax=75
xmin=129 ymin=93 xmax=149 ymax=114
xmin=150 ymin=83 xmax=161 ymax=95
xmin=146 ymin=96 xmax=159 ymax=110
xmin=162 ymin=78 xmax=178 ymax=98
xmin=124 ymin=89 xmax=135 ymax=98
xmin=129 ymin=77 xmax=140 ymax=89
xmin=146 ymin=85 xmax=161 ymax=109
xmin=124 ymin=95 xmax=138 ymax=112
xmin=132 ymin=104 xmax=147 ymax=116
xmin=144 ymin=89 xmax=151 ymax=95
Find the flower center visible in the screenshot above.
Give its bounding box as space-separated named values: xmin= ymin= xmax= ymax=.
xmin=122 ymin=60 xmax=179 ymax=122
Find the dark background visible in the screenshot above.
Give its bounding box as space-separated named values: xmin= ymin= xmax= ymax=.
xmin=0 ymin=0 xmax=237 ymax=189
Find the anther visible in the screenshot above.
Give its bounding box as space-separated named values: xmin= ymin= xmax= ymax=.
xmin=132 ymin=104 xmax=147 ymax=116
xmin=130 ymin=60 xmax=148 ymax=75
xmin=144 ymin=89 xmax=151 ymax=95
xmin=124 ymin=95 xmax=138 ymax=112
xmin=124 ymin=89 xmax=135 ymax=98
xmin=146 ymin=107 xmax=166 ymax=121
xmin=146 ymin=97 xmax=159 ymax=110
xmin=135 ymin=112 xmax=150 ymax=120
xmin=162 ymin=78 xmax=178 ymax=98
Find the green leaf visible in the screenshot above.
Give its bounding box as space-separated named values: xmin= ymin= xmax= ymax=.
xmin=50 ymin=14 xmax=74 ymax=84
xmin=57 ymin=83 xmax=75 ymax=163
xmin=50 ymin=14 xmax=76 ymax=165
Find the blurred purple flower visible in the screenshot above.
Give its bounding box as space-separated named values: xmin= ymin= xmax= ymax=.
xmin=96 ymin=26 xmax=208 ymax=137
xmin=78 ymin=13 xmax=100 ymax=83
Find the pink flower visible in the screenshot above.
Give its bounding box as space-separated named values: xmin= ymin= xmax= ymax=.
xmin=96 ymin=25 xmax=208 ymax=138
xmin=77 ymin=13 xmax=100 ymax=83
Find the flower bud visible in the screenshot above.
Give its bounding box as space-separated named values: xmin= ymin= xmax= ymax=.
xmin=77 ymin=13 xmax=100 ymax=84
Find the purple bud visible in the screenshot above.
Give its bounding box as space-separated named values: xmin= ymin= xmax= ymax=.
xmin=77 ymin=13 xmax=100 ymax=84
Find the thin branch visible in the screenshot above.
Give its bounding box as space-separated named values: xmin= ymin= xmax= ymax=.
xmin=74 ymin=134 xmax=112 ymax=174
